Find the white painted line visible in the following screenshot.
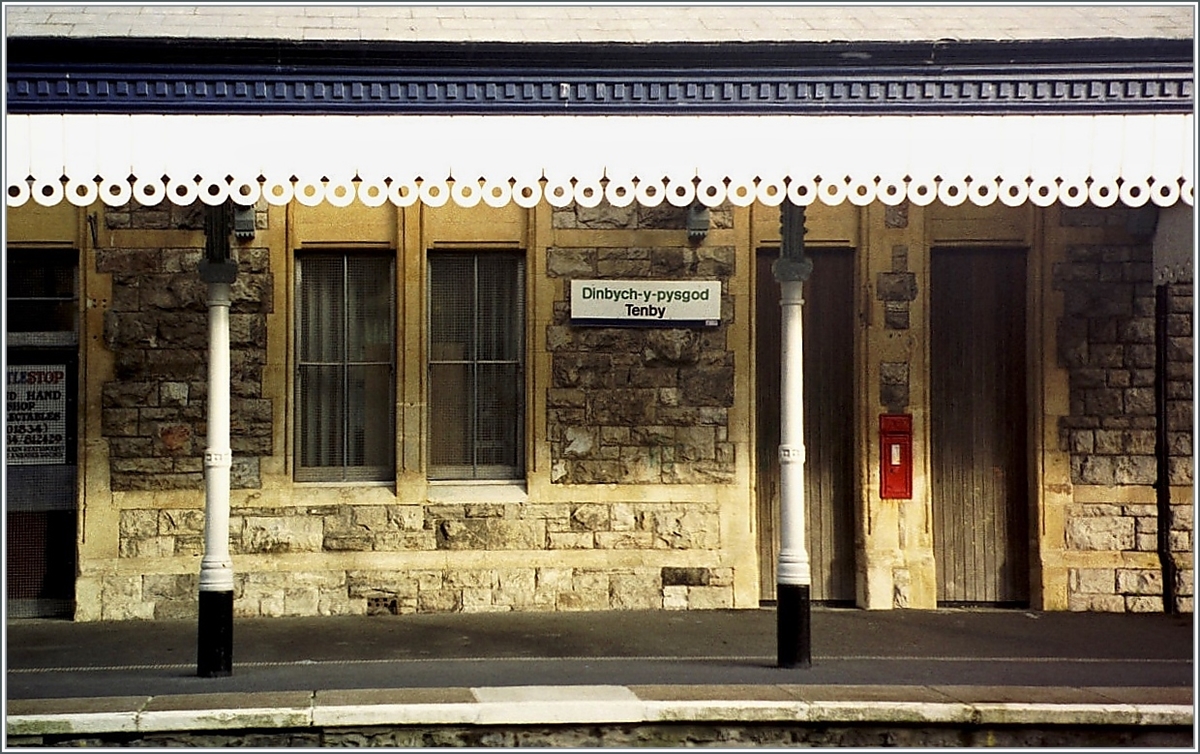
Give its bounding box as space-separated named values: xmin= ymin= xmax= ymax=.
xmin=806 ymin=700 xmax=976 ymax=725
xmin=313 ymin=703 xmax=478 ymax=727
xmin=10 ymin=664 xmax=196 ymax=673
xmin=1135 ymin=705 xmax=1199 ymax=726
xmin=137 ymin=705 xmax=313 ymax=732
xmin=970 ymin=702 xmax=1196 ymax=727
xmin=832 ymin=656 xmax=1193 ymax=664
xmin=6 ymin=712 xmax=139 ymax=736
xmin=643 ymin=699 xmax=810 ymax=723
xmin=8 ymin=655 xmax=1191 ymax=674
xmin=7 ymin=696 xmax=1193 ymax=737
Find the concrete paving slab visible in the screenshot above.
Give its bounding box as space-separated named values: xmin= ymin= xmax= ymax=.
xmin=313 ymin=687 xmax=479 ymax=727
xmin=629 ymin=684 xmax=821 ymax=723
xmin=315 ymin=687 xmax=475 ymax=706
xmin=5 ymin=695 xmax=149 ymax=736
xmin=629 ymin=683 xmax=796 ymax=702
xmin=6 ymin=695 xmax=150 ymax=716
xmin=472 ymin=685 xmax=643 ymax=724
xmin=640 ymin=699 xmax=809 ymax=724
xmin=930 ymin=685 xmax=1115 ymax=704
xmin=5 ymin=696 xmax=149 ymax=734
xmin=1086 ymin=686 xmax=1196 ymax=705
xmin=472 ymin=685 xmax=641 ymax=704
xmin=138 ymin=691 xmax=313 ymax=732
xmin=801 ymin=700 xmax=974 ymax=725
xmin=929 ymin=687 xmax=1194 ymax=727
xmin=967 ymin=702 xmax=1188 ymax=727
xmin=141 ymin=691 xmax=315 ymax=711
xmin=779 ymin=684 xmax=959 ymax=703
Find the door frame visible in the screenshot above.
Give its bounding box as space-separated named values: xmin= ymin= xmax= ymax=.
xmin=928 ymin=245 xmax=1032 ymax=606
xmin=754 ymin=245 xmax=859 ymax=605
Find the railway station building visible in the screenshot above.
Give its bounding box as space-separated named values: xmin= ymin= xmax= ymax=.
xmin=4 ymin=4 xmax=1194 ymax=621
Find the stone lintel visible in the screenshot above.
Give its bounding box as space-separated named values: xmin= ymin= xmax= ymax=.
xmin=1072 ymin=484 xmax=1157 ymax=504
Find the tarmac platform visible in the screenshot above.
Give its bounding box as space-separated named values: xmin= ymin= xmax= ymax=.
xmin=5 ymin=607 xmax=1195 ymax=746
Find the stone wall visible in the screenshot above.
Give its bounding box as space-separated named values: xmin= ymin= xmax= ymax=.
xmin=1053 ymin=207 xmax=1194 ymax=612
xmin=878 ymin=228 xmax=916 ymax=413
xmin=104 ymin=562 xmax=734 ymax=620
xmin=95 ymin=198 xmax=744 ymax=620
xmin=99 ymin=202 xmax=272 ymax=490
xmin=545 ymin=202 xmax=737 ymax=485
xmin=15 ymin=721 xmax=1193 ymax=748
xmin=115 ymin=496 xmax=728 ymax=618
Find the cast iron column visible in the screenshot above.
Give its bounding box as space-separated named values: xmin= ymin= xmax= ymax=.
xmin=198 ymin=203 xmax=237 ymax=677
xmin=774 ymin=201 xmax=813 ymax=668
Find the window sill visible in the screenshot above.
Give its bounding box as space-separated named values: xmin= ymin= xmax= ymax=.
xmin=426 ymin=480 xmax=528 ymax=504
xmin=292 ymin=480 xmax=394 ymax=488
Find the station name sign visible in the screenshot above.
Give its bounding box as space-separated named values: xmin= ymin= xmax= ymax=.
xmin=570 ymin=280 xmax=721 ymax=327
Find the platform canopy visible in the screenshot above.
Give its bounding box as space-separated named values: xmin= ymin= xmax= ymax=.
xmin=6 ymin=112 xmax=1194 ymax=210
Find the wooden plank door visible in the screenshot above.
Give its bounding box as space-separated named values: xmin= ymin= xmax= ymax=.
xmin=756 ymin=248 xmax=856 ymax=603
xmin=930 ymin=247 xmax=1030 ymax=605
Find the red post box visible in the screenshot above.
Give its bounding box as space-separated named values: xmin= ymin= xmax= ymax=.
xmin=879 ymin=414 xmax=912 ymax=499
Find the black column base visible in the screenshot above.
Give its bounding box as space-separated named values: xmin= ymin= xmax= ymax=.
xmin=197 ymin=590 xmax=233 ymax=677
xmin=777 ymin=583 xmax=811 ymax=668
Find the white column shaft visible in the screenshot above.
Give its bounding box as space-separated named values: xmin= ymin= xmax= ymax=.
xmin=199 ymin=281 xmax=234 ymax=592
xmin=777 ymin=279 xmax=811 ymax=586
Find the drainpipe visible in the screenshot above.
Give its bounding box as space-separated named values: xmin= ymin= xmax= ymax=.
xmin=1154 ymin=283 xmax=1176 ymax=614
xmin=1147 ymin=203 xmax=1190 ymax=616
xmin=198 ymin=203 xmax=237 ymax=677
xmin=774 ymin=201 xmax=813 ymax=668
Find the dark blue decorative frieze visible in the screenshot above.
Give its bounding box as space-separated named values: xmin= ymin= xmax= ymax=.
xmin=6 ymin=65 xmax=1193 ymax=115
xmin=6 ymin=36 xmax=1193 ymax=115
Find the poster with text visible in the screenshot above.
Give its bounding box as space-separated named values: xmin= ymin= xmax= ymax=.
xmin=7 ymin=365 xmax=68 ymax=465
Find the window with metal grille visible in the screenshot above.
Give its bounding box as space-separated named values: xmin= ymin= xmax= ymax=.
xmin=6 ymin=247 xmax=79 ymax=619
xmin=295 ymin=253 xmax=395 ymax=482
xmin=6 ymin=249 xmax=78 ymax=348
xmin=428 ymin=251 xmax=525 ymax=480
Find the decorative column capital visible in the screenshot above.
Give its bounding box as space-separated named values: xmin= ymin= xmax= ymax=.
xmin=774 ymin=201 xmax=812 ymax=282
xmin=773 ymin=256 xmax=814 ymax=283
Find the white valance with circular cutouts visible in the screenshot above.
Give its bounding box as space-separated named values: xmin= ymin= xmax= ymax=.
xmin=6 ymin=113 xmax=1194 ymax=209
